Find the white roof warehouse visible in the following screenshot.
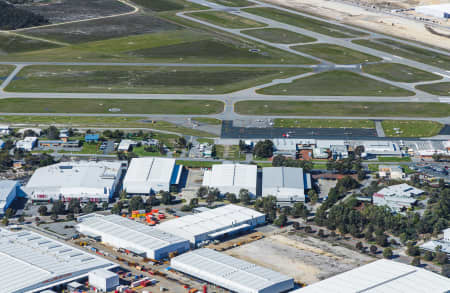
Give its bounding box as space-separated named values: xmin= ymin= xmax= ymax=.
xmin=171 ymin=248 xmax=294 ymax=293
xmin=262 ymin=167 xmax=311 ymax=203
xmin=157 ymin=204 xmax=265 ymax=247
xmin=23 ymin=161 xmax=126 ymax=202
xmin=76 ymin=214 xmax=189 ymax=260
xmin=291 ymin=259 xmax=450 ymax=293
xmin=0 ymin=228 xmax=117 ymax=293
xmin=123 ymin=157 xmax=182 ymax=194
xmin=202 ymin=164 xmax=257 ymax=196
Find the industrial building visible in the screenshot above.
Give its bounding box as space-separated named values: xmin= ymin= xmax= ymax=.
xmin=0 ymin=180 xmax=19 ymax=215
xmin=202 ymin=164 xmax=257 ymax=196
xmin=117 ymin=139 xmax=136 ymax=152
xmin=373 ymin=183 xmax=424 ymax=212
xmin=0 ymin=124 xmax=11 ymax=135
xmin=0 ymin=139 xmax=4 ymax=149
xmin=23 ymin=161 xmax=126 ymax=202
xmin=291 ymin=259 xmax=450 ymax=292
xmin=123 ymin=157 xmax=183 ymax=194
xmin=378 ymin=165 xmax=405 ymax=180
xmin=76 ymin=214 xmax=190 ymax=260
xmin=157 ymin=204 xmax=265 ymax=247
xmin=362 ymin=141 xmax=403 ymax=158
xmin=171 ymin=248 xmax=294 ymax=293
xmin=262 ymin=167 xmax=311 ymax=203
xmin=16 ymin=136 xmax=38 ymax=151
xmin=416 ymin=4 xmax=450 ymax=19
xmin=88 ymin=268 xmax=120 ymax=292
xmin=0 ymin=228 xmax=117 ymax=293
xmin=420 ymin=228 xmax=450 ymax=256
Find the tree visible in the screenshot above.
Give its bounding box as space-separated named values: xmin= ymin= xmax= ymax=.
xmin=305 ymin=226 xmax=313 ymax=233
xmin=67 ymin=199 xmax=81 ymax=214
xmin=66 ymin=213 xmax=75 ymax=221
xmin=226 ymin=193 xmax=238 ymax=203
xmin=206 ymin=191 xmax=217 ymax=207
xmin=423 ymin=251 xmax=433 ymax=261
xmin=383 ymin=248 xmax=393 ymax=259
xmin=129 ymin=196 xmax=144 ymax=211
xmin=356 ymin=241 xmax=363 ymax=250
xmin=189 ymin=198 xmax=199 ymax=209
xmin=370 ymin=245 xmax=378 ymax=254
xmin=357 ymin=169 xmax=366 ymax=181
xmin=375 ymin=233 xmax=389 ymax=247
xmin=318 ymin=229 xmax=326 ymax=238
xmin=411 ymin=256 xmax=421 ymax=267
xmin=239 ymin=189 xmax=251 ymax=205
xmin=82 ymin=202 xmax=97 ymax=214
xmin=435 ymin=252 xmax=448 ymax=265
xmin=4 ymin=208 xmax=14 ymax=218
xmin=308 ymin=189 xmax=319 ymax=205
xmin=441 ymin=264 xmax=450 ymax=278
xmin=120 ymin=190 xmax=128 ymax=200
xmin=38 ymin=206 xmax=48 ymax=216
xmin=291 ymin=202 xmax=308 ymax=220
xmin=161 ymin=192 xmax=173 ymax=205
xmin=253 ymin=140 xmax=274 ymax=158
xmin=51 ymin=200 xmax=65 ymax=215
xmin=44 ymin=126 xmax=60 ymax=140
xmin=18 ymin=215 xmax=25 ymax=223
xmin=111 ymin=203 xmax=122 ymax=215
xmin=211 ymin=144 xmax=217 ymax=158
xmin=274 ymin=213 xmax=287 ymax=227
xmin=354 ymin=145 xmax=365 ymax=157
xmin=406 ymin=245 xmax=420 ymax=256
xmin=196 ymin=186 xmax=208 ymax=198
xmin=50 ymin=213 xmax=58 ymax=222
xmin=238 ymin=140 xmax=246 ymax=152
xmin=102 ymin=201 xmax=109 ymax=211
xmin=176 ymin=137 xmax=187 ymax=149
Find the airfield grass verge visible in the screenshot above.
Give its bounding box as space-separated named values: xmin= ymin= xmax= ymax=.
xmin=0 ymin=98 xmax=224 ymax=115
xmin=362 ymin=63 xmax=442 ymax=83
xmin=6 ymin=66 xmax=311 ymax=94
xmin=352 ymin=39 xmax=450 ymax=71
xmin=0 ymin=115 xmax=217 ymax=137
xmin=241 ymin=28 xmax=316 ymax=44
xmin=130 ymin=0 xmax=183 ymax=11
xmin=377 ymin=157 xmax=411 ymax=162
xmin=0 ymin=32 xmax=61 ymax=54
xmin=257 ymin=71 xmax=414 ymax=96
xmin=188 ymin=11 xmax=266 ymax=29
xmin=207 ymin=0 xmax=254 ymax=7
xmin=381 ymin=120 xmax=444 ymax=137
xmin=0 ymin=65 xmax=14 ymax=77
xmin=415 ymin=82 xmax=450 ymax=96
xmin=273 ymin=119 xmax=375 ymax=128
xmin=192 ymin=118 xmax=222 ymax=125
xmin=234 ymin=101 xmax=450 ymax=117
xmin=292 ymin=43 xmax=381 ymax=64
xmin=243 ymin=7 xmax=367 ymax=38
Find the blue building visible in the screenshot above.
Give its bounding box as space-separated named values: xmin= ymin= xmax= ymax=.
xmin=0 ymin=180 xmax=19 ymax=215
xmin=85 ymin=134 xmax=99 ymax=142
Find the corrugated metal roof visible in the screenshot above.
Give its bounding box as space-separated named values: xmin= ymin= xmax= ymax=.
xmin=77 ymin=215 xmax=188 ymax=251
xmin=171 ymin=248 xmax=293 ymax=293
xmin=262 ymin=167 xmax=304 ymax=189
xmin=291 ymin=259 xmax=450 ymax=293
xmin=0 ymin=228 xmax=115 ymax=293
xmin=0 ymin=180 xmax=18 ymax=204
xmin=202 ymin=164 xmax=257 ymax=190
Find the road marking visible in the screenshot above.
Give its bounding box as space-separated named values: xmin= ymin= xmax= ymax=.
xmin=434 ymin=72 xmax=450 ymax=79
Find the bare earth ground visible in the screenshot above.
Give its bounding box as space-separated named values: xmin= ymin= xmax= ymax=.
xmin=226 ymin=231 xmax=373 ymax=285
xmin=263 ymin=0 xmax=450 ymax=50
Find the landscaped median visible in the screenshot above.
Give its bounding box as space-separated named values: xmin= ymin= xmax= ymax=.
xmin=234 ymin=101 xmax=450 ymax=117
xmin=4 ymin=66 xmax=312 ymax=94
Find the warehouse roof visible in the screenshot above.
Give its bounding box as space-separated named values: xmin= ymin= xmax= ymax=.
xmin=263 ymin=167 xmax=310 ymax=190
xmin=77 ymin=214 xmax=188 ymax=251
xmin=123 ymin=157 xmax=177 ymax=194
xmin=291 ymin=259 xmax=450 ymax=293
xmin=157 ymin=204 xmax=264 ymax=239
xmin=0 ymin=180 xmax=18 ymax=209
xmin=377 ymin=183 xmax=423 ymax=198
xmin=171 ymin=248 xmax=294 ymax=293
xmin=0 ymin=229 xmax=116 ymax=293
xmin=202 ymin=164 xmax=257 ymax=190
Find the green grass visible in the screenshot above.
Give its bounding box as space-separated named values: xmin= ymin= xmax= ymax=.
xmin=352 ymin=39 xmax=450 ymax=71
xmin=363 ymin=63 xmax=442 ymax=83
xmin=216 ymin=145 xmax=245 ymax=161
xmin=377 ymin=157 xmax=411 ymax=162
xmin=416 ymin=82 xmax=450 ymax=96
xmin=0 ymin=32 xmax=61 ymax=54
xmin=241 ymin=28 xmax=316 ymax=44
xmin=59 ymin=142 xmax=103 ymax=155
xmin=401 ymin=165 xmax=416 ymax=174
xmin=0 ymin=98 xmax=223 ymax=115
xmin=188 ymin=11 xmax=266 ymax=29
xmin=368 ymin=164 xmax=379 ymax=172
xmin=234 ymin=101 xmax=450 ymax=117
xmin=207 ymin=0 xmax=254 ymax=7
xmin=257 ymin=71 xmax=415 ymax=96
xmin=130 ymin=0 xmax=183 ymax=11
xmin=273 ymin=119 xmax=375 ymax=128
xmin=381 ymin=120 xmax=444 ymax=137
xmin=132 ymin=146 xmax=164 ymax=157
xmin=0 ymin=115 xmax=217 ymax=137
xmin=0 ymin=65 xmax=14 ymax=77
xmin=292 ymin=43 xmax=381 ymax=64
xmin=6 ymin=65 xmax=310 ymax=94
xmin=196 ymin=138 xmax=215 ymax=144
xmin=192 ymin=118 xmax=222 ymax=125
xmin=243 ymin=7 xmax=368 ymax=38
xmin=176 ymin=160 xmax=221 ymax=168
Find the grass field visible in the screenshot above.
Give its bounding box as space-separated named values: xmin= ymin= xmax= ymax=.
xmin=0 ymin=115 xmax=216 ymax=137
xmin=216 ymin=145 xmax=246 ymax=160
xmin=207 ymin=0 xmax=254 ymax=7
xmin=292 ymin=43 xmax=381 ymax=64
xmin=273 ymin=119 xmax=375 ymax=128
xmin=0 ymin=33 xmax=61 ymax=54
xmin=192 ymin=118 xmax=222 ymax=125
xmin=176 ymin=160 xmax=222 ymax=168
xmin=243 ymin=7 xmax=367 ymax=38
xmin=6 ymin=66 xmax=310 ymax=94
xmin=234 ymin=101 xmax=450 ymax=117
xmin=241 ymin=28 xmax=316 ymax=44
xmin=362 ymin=63 xmax=442 ymax=83
xmin=132 ymin=146 xmax=164 ymax=157
xmin=377 ymin=157 xmax=412 ymax=162
xmin=352 ymin=39 xmax=450 ymax=71
xmin=381 ymin=120 xmax=444 ymax=137
xmin=188 ymin=11 xmax=266 ymax=29
xmin=257 ymin=71 xmax=415 ymax=96
xmin=0 ymin=65 xmax=14 ymax=78
xmin=416 ymin=82 xmax=450 ymax=96
xmin=3 ymin=30 xmax=315 ymax=64
xmin=0 ymin=98 xmax=223 ymax=115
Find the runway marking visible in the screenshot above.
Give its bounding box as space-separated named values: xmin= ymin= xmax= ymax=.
xmin=439 ymin=98 xmax=450 ymax=103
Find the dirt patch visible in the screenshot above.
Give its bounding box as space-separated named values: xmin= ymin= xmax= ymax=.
xmin=226 ymin=232 xmax=373 ymax=284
